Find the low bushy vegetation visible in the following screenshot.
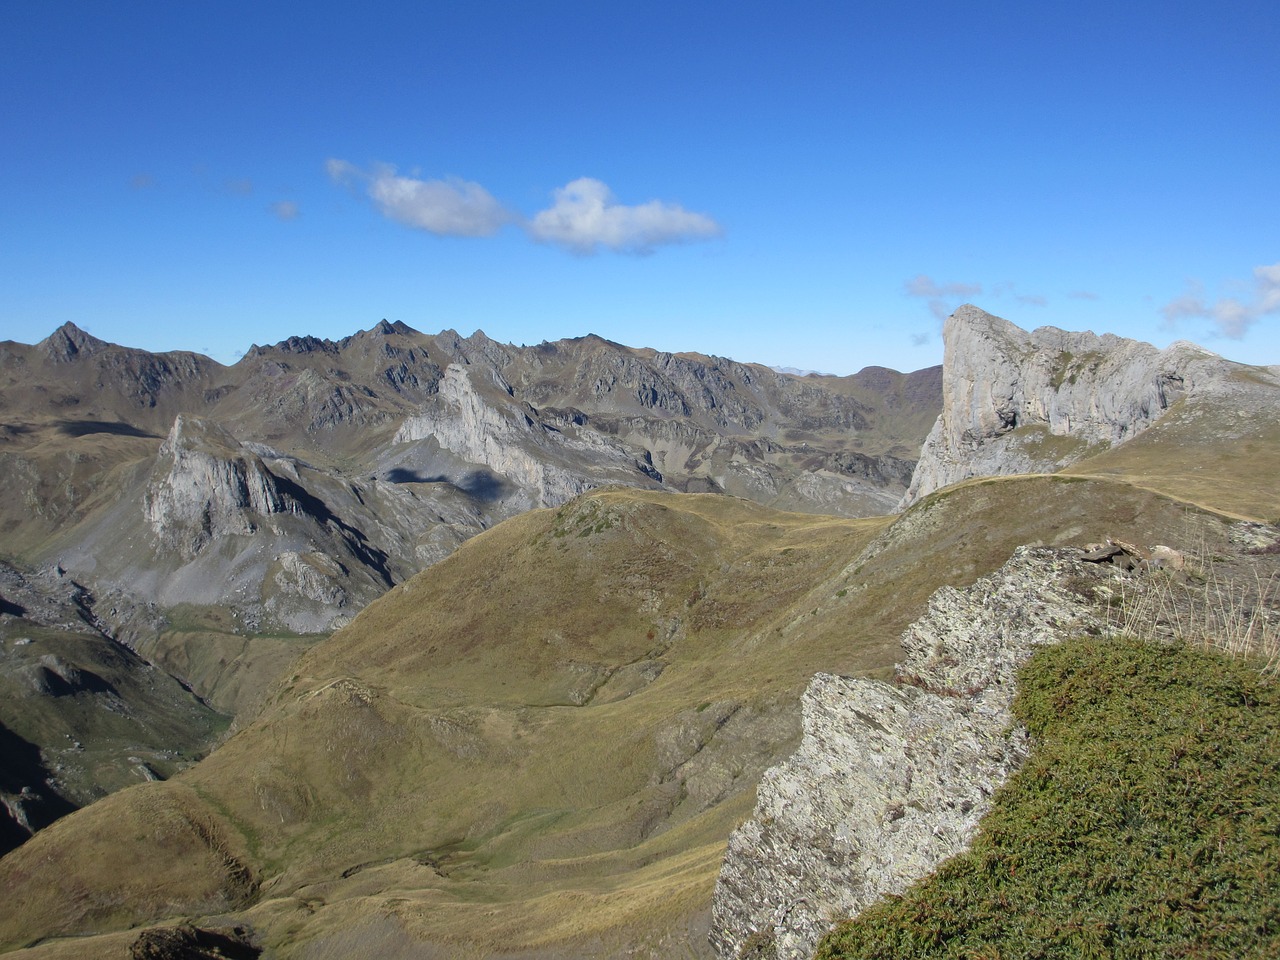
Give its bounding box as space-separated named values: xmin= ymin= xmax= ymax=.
xmin=814 ymin=634 xmax=1280 ymax=959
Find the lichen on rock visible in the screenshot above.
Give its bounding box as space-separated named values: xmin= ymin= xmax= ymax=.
xmin=710 ymin=546 xmax=1114 ymax=959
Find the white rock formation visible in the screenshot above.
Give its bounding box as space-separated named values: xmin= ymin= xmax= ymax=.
xmin=710 ymin=546 xmax=1110 ymax=960
xmin=394 ymin=363 xmax=652 ymax=508
xmin=899 ymin=305 xmax=1237 ymax=508
xmin=144 ymin=415 xmax=296 ymax=556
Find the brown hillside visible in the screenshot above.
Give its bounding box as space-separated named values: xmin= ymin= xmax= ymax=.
xmin=0 ymin=477 xmax=1240 ymax=959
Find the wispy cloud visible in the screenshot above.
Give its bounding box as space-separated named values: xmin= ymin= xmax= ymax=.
xmin=1160 ymin=281 xmax=1207 ymax=327
xmin=325 ymin=158 xmax=360 ymax=186
xmin=130 ymin=173 xmax=155 ymax=190
xmin=271 ymin=200 xmax=300 ymax=221
xmin=903 ymin=274 xmax=982 ymax=324
xmin=225 ymin=178 xmax=253 ymax=196
xmin=527 ymin=178 xmax=722 ymax=255
xmin=1160 ymin=263 xmax=1280 ymax=339
xmin=928 ymin=300 xmax=952 ymax=322
xmin=904 ymin=275 xmax=982 ymax=299
xmin=1068 ymin=290 xmax=1100 ymax=301
xmin=326 ymin=159 xmax=511 ymax=237
xmin=989 ymin=281 xmax=1047 ymax=307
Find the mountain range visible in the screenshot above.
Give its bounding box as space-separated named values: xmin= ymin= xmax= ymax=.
xmin=0 ymin=306 xmax=1276 ymax=959
xmin=0 ymin=320 xmax=939 ymax=852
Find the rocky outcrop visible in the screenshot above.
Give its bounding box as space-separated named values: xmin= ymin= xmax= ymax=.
xmin=393 ymin=363 xmax=651 ymax=508
xmin=899 ymin=305 xmax=1245 ymax=507
xmin=710 ymin=546 xmax=1112 ymax=959
xmin=144 ymin=416 xmax=298 ymax=557
xmin=128 ymin=922 xmax=261 ymax=959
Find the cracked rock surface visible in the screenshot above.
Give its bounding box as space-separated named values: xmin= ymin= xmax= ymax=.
xmin=710 ymin=546 xmax=1111 ymax=960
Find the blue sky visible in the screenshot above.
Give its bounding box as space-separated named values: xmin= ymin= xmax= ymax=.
xmin=2 ymin=1 xmax=1277 ymax=374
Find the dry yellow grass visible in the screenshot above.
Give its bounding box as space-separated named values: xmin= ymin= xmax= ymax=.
xmin=1062 ymin=396 xmax=1280 ymax=521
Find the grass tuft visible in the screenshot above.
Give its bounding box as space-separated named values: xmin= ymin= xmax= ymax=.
xmin=1111 ymin=541 xmax=1280 ymax=676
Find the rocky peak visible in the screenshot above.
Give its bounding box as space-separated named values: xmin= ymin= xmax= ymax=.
xmin=145 ymin=415 xmax=296 ymax=557
xmin=38 ymin=321 xmax=109 ymax=362
xmin=898 ymin=305 xmax=1253 ymax=508
xmin=245 ymin=334 xmax=339 ymax=358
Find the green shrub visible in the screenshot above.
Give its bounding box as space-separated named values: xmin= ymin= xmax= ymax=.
xmin=814 ymin=635 xmax=1280 ymax=959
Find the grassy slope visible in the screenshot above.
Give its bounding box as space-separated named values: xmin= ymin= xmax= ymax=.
xmin=1062 ymin=393 xmax=1280 ymax=522
xmin=0 ymin=479 xmax=1234 ymax=958
xmin=0 ymin=422 xmax=161 ymax=559
xmin=814 ymin=635 xmax=1280 ymax=959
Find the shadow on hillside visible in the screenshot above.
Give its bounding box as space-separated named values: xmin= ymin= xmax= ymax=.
xmin=56 ymin=419 xmax=159 ymax=439
xmin=129 ymin=923 xmax=262 ymax=959
xmin=384 ymin=467 xmax=511 ymax=502
xmin=268 ymin=472 xmax=395 ymax=588
xmin=0 ymin=722 xmax=76 ymax=857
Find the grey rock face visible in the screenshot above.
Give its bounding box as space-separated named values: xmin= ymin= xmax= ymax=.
xmin=145 ymin=415 xmax=297 ymax=557
xmin=393 ymin=363 xmax=647 ymax=509
xmin=710 ymin=546 xmax=1110 ymax=960
xmin=899 ymin=305 xmax=1254 ymax=508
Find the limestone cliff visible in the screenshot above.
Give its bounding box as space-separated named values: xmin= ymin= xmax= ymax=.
xmin=898 ymin=305 xmax=1250 ymax=508
xmin=144 ymin=415 xmax=298 ymax=557
xmin=710 ymin=546 xmax=1112 ymax=959
xmin=392 ymin=362 xmax=653 ymax=509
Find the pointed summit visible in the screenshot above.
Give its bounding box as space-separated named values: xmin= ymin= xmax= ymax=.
xmin=39 ymin=321 xmax=109 ymax=362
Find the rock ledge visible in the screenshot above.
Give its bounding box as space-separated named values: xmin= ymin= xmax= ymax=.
xmin=710 ymin=546 xmax=1112 ymax=959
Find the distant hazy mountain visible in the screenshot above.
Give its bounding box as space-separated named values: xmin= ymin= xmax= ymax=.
xmin=770 ymin=365 xmax=837 ymax=377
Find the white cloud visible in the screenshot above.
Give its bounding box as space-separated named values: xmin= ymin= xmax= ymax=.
xmin=527 ymin=177 xmax=722 ymax=255
xmin=1016 ymin=293 xmax=1048 ymax=308
xmin=326 ymin=163 xmax=721 ymax=253
xmin=1160 ymin=263 xmax=1280 ymax=340
xmin=271 ymin=200 xmax=300 ymax=221
xmin=903 ymin=274 xmax=982 ymax=299
xmin=326 ymin=159 xmax=511 ymax=238
xmin=367 ymin=167 xmax=510 ymax=238
xmin=325 ymin=158 xmax=359 ymax=185
xmin=225 ymin=178 xmax=253 ymax=196
xmin=1068 ymin=290 xmax=1100 ymax=301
